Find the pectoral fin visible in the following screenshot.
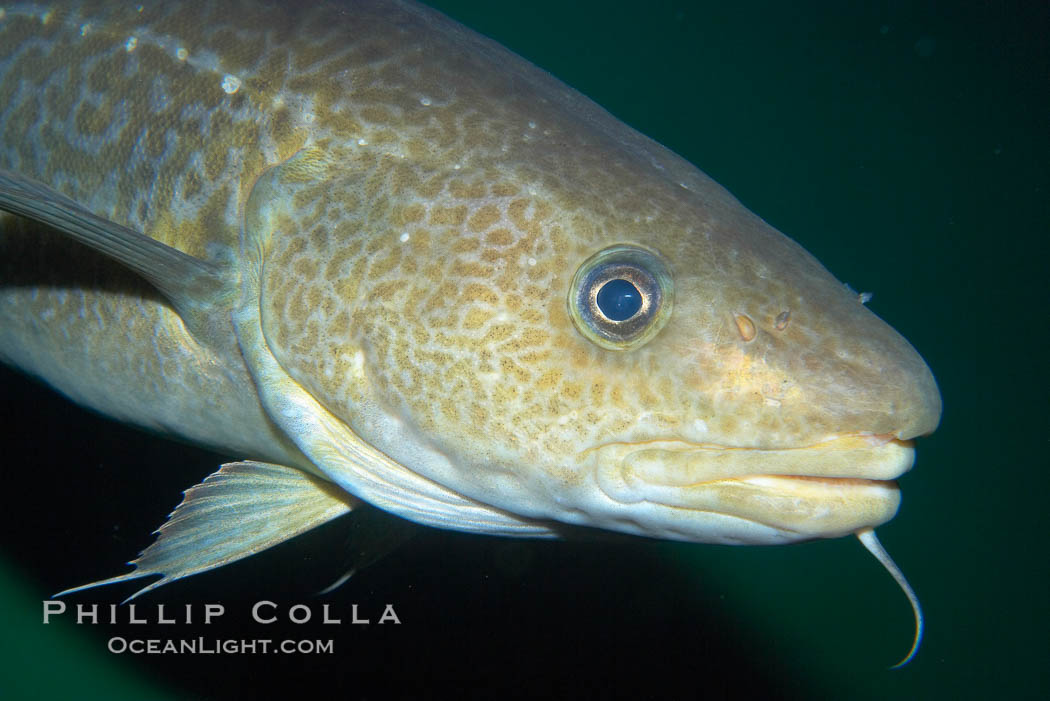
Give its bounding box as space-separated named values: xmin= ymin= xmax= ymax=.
xmin=56 ymin=461 xmax=356 ymax=601
xmin=0 ymin=170 xmax=229 ymax=337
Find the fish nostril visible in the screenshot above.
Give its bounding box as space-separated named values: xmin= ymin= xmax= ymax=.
xmin=734 ymin=314 xmax=756 ymax=342
xmin=774 ymin=310 xmax=791 ymax=331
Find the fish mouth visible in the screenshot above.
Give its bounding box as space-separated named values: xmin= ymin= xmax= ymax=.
xmin=587 ymin=434 xmax=912 ymax=542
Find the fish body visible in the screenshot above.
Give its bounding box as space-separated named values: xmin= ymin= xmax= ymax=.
xmin=0 ymin=0 xmax=939 ymax=660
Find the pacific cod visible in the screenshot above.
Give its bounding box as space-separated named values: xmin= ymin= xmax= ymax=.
xmin=0 ymin=0 xmax=941 ymax=664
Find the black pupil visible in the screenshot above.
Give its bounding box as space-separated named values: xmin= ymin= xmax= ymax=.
xmin=596 ymin=278 xmax=642 ymax=321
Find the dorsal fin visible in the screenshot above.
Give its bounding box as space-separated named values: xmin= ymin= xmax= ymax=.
xmin=0 ymin=170 xmax=229 ymax=335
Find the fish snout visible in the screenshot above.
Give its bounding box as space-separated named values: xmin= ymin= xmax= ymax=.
xmin=839 ymin=317 xmax=942 ymax=442
xmin=892 ymin=351 xmax=941 ymax=440
xmin=782 ymin=293 xmax=943 ymax=445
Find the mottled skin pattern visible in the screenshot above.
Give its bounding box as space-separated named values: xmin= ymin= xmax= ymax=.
xmin=0 ymin=0 xmax=314 ymax=465
xmin=0 ymin=1 xmax=940 ymax=544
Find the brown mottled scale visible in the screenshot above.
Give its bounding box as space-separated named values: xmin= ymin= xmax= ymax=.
xmin=0 ymin=1 xmax=939 ymax=544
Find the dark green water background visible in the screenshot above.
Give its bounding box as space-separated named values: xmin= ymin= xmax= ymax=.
xmin=1 ymin=1 xmax=1045 ymax=699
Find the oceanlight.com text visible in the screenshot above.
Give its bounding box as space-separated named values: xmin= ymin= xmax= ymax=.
xmin=107 ymin=637 xmax=335 ymax=655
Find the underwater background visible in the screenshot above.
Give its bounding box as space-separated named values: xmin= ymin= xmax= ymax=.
xmin=1 ymin=1 xmax=1045 ymax=698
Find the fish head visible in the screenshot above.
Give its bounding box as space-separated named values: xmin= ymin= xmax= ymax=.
xmin=545 ymin=186 xmax=944 ymax=544
xmin=242 ymin=18 xmax=940 ymax=543
xmin=249 ymin=133 xmax=940 ymax=545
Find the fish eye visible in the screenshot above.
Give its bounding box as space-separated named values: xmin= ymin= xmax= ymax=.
xmin=568 ymin=244 xmax=674 ymax=350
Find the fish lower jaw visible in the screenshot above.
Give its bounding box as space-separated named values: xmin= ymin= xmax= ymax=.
xmin=567 ymin=477 xmax=903 ymax=545
xmin=582 ymin=438 xmax=911 ymax=543
xmin=716 ymin=473 xmax=903 ymax=536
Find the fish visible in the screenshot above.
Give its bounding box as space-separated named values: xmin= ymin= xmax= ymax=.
xmin=0 ymin=0 xmax=940 ymax=665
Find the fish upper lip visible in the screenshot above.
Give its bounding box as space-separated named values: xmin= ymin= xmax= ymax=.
xmin=587 ymin=432 xmax=916 ymax=488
